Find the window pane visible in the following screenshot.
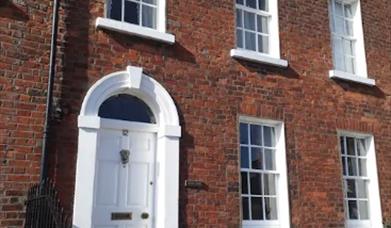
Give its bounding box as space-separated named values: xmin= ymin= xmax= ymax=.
xmin=344 ymin=4 xmax=353 ymax=18
xmin=109 ymin=0 xmax=122 ymax=21
xmin=334 ymin=17 xmax=344 ymax=34
xmin=358 ymin=158 xmax=367 ymax=176
xmin=246 ymin=0 xmax=257 ymax=9
xmin=342 ymin=157 xmax=347 ymax=175
xmin=265 ymin=197 xmax=278 ymax=220
xmin=344 ymin=39 xmax=354 ymax=56
xmin=241 ymin=146 xmax=250 ymax=168
xmin=345 ymin=20 xmax=354 ymax=36
xmin=250 ymin=173 xmax=262 ymax=195
xmin=236 ymin=0 xmax=244 ymax=5
xmin=142 ymin=5 xmax=156 ymax=28
xmin=240 ymin=123 xmax=249 ymax=144
xmin=345 ymin=56 xmax=355 ymax=74
xmin=346 ymin=179 xmax=356 ymax=198
xmin=245 ymin=32 xmax=256 ymax=51
xmin=344 ymin=200 xmax=349 ymax=218
xmin=340 ymin=137 xmax=345 ymax=154
xmin=237 ymin=29 xmax=244 ymax=48
xmin=346 ymin=137 xmax=355 ymax=155
xmin=241 ymin=172 xmax=249 ymax=194
xmin=348 ymin=200 xmax=358 ymax=219
xmin=333 ymin=37 xmax=344 ymax=71
xmin=242 ymin=197 xmax=250 ymax=220
xmin=124 ymin=1 xmax=140 ymax=25
xmin=347 ymin=157 xmax=358 ymax=176
xmin=250 ymin=125 xmax=262 ymax=145
xmin=251 ymin=147 xmax=263 ymax=170
xmin=244 ymin=11 xmax=256 ymax=30
xmin=251 ymin=197 xmax=264 ymax=220
xmin=263 ymin=126 xmax=275 ymax=147
xmin=257 ymin=15 xmax=268 ymax=33
xmin=335 ymin=1 xmax=343 ymax=16
xmin=357 ymin=139 xmax=367 ymax=156
xmin=258 ymin=0 xmax=268 ymax=11
xmin=357 ymin=179 xmax=367 ymax=198
xmin=236 ymin=9 xmax=243 ymax=28
xmin=263 ymin=174 xmax=276 ymax=195
xmin=142 ymin=0 xmax=156 ymax=5
xmin=258 ymin=35 xmax=269 ymax=53
xmin=359 ymin=201 xmax=369 ymax=219
xmin=99 ymin=94 xmax=155 ymax=123
xmin=264 ymin=149 xmax=275 ymax=170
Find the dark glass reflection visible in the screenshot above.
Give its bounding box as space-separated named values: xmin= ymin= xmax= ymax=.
xmin=109 ymin=0 xmax=122 ymax=21
xmin=124 ymin=1 xmax=139 ymax=25
xmin=98 ymin=94 xmax=155 ymax=123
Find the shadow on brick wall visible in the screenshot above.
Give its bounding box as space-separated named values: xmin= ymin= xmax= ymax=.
xmin=0 ymin=1 xmax=29 ymax=21
xmin=333 ymin=79 xmax=386 ymax=98
xmin=236 ymin=59 xmax=301 ymax=79
xmin=104 ymin=30 xmax=197 ymax=64
xmin=47 ymin=0 xmax=92 ymax=214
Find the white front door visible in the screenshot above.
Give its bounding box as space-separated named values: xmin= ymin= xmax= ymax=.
xmin=92 ymin=126 xmax=156 ymax=228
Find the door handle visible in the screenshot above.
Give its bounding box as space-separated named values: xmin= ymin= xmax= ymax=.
xmin=141 ymin=212 xmax=149 ymax=219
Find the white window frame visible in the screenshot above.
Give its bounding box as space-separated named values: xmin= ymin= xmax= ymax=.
xmin=239 ymin=116 xmax=290 ymax=228
xmin=337 ymin=131 xmax=383 ymax=228
xmin=328 ymin=0 xmax=375 ymax=86
xmin=231 ymin=0 xmax=288 ymax=68
xmin=95 ymin=0 xmax=175 ymax=44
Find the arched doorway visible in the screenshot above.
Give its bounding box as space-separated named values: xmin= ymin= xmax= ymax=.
xmin=73 ymin=66 xmax=181 ymax=228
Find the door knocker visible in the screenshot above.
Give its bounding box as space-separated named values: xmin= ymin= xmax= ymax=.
xmin=120 ymin=149 xmax=130 ymax=167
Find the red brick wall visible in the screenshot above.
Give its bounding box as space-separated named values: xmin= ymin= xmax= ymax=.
xmin=1 ymin=0 xmax=391 ymax=227
xmin=0 ymin=0 xmax=55 ymax=226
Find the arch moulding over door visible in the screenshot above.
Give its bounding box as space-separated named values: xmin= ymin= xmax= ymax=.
xmin=73 ymin=66 xmax=181 ymax=228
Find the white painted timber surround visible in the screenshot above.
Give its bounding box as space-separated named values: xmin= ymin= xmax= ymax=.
xmin=96 ymin=17 xmax=175 ymax=44
xmin=73 ymin=66 xmax=181 ymax=228
xmin=230 ymin=49 xmax=289 ymax=68
xmin=329 ymin=70 xmax=376 ymax=86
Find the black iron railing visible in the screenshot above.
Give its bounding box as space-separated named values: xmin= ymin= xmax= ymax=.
xmin=25 ymin=180 xmax=72 ymax=228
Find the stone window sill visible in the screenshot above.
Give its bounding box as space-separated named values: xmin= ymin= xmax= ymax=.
xmin=329 ymin=70 xmax=375 ymax=86
xmin=230 ymin=49 xmax=288 ymax=68
xmin=95 ymin=17 xmax=175 ymax=45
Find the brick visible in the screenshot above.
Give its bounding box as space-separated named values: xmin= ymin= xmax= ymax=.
xmin=1 ymin=0 xmax=391 ymax=227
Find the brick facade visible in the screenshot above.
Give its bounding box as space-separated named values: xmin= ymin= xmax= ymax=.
xmin=1 ymin=0 xmax=391 ymax=227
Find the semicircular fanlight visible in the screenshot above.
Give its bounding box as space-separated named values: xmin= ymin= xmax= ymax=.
xmin=98 ymin=94 xmax=156 ymax=124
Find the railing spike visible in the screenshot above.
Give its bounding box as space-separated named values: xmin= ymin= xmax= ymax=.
xmin=24 ymin=179 xmax=71 ymax=228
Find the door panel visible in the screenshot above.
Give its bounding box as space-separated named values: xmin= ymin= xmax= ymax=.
xmin=92 ymin=128 xmax=156 ymax=228
xmin=127 ymin=163 xmax=149 ymax=207
xmin=96 ymin=161 xmax=120 ymax=206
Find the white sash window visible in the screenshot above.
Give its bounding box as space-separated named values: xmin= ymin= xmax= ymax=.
xmin=239 ymin=117 xmax=290 ymax=228
xmin=338 ymin=132 xmax=383 ymax=228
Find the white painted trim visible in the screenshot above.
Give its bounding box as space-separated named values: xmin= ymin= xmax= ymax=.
xmin=352 ymin=0 xmax=369 ymax=78
xmin=337 ymin=131 xmax=383 ymax=228
xmin=95 ymin=17 xmax=175 ymax=44
xmin=329 ymin=70 xmax=375 ymax=86
xmin=127 ymin=65 xmax=143 ymax=89
xmin=231 ymin=49 xmax=288 ymax=68
xmin=157 ymin=0 xmax=167 ymax=32
xmin=239 ymin=116 xmax=291 ymax=228
xmin=269 ymin=0 xmax=281 ymax=59
xmin=78 ymin=116 xmax=159 ymax=132
xmin=73 ymin=66 xmax=181 ymax=228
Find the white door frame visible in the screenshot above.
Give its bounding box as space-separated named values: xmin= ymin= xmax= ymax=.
xmin=73 ymin=66 xmax=181 ymax=228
